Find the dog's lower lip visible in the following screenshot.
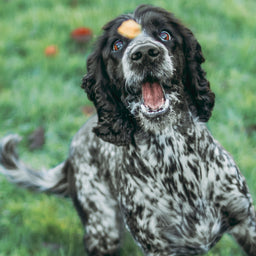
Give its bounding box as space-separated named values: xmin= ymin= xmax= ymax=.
xmin=141 ymin=98 xmax=170 ymax=118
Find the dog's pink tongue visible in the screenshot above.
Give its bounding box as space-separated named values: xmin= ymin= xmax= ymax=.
xmin=142 ymin=82 xmax=164 ymax=110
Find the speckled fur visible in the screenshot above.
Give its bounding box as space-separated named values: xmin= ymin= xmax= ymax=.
xmin=0 ymin=5 xmax=256 ymax=256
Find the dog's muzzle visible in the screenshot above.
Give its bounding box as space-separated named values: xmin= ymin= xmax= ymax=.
xmin=129 ymin=43 xmax=170 ymax=118
xmin=123 ymin=36 xmax=173 ymax=118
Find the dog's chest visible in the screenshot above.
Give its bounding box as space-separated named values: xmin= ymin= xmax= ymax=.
xmin=118 ymin=129 xmax=225 ymax=254
xmin=120 ymin=131 xmax=210 ymax=209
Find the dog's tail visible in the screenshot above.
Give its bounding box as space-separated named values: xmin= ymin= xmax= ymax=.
xmin=0 ymin=134 xmax=69 ymax=196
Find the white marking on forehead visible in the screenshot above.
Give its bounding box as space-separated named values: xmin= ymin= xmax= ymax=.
xmin=129 ymin=30 xmax=152 ymax=44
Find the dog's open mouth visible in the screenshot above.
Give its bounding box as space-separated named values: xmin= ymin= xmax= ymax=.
xmin=141 ymin=82 xmax=169 ymax=118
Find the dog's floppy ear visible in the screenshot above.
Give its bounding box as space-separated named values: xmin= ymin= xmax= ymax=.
xmin=81 ymin=35 xmax=135 ymax=146
xmin=182 ymin=28 xmax=215 ymax=122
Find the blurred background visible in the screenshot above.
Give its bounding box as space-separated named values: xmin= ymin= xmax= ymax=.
xmin=0 ymin=0 xmax=255 ymax=255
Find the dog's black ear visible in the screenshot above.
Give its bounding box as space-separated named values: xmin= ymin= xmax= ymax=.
xmin=182 ymin=28 xmax=215 ymax=122
xmin=81 ymin=36 xmax=135 ymax=146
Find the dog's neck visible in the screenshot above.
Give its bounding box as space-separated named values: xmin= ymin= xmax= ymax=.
xmin=130 ymin=117 xmax=213 ymax=165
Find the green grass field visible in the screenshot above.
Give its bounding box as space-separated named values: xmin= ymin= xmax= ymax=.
xmin=0 ymin=0 xmax=256 ymax=255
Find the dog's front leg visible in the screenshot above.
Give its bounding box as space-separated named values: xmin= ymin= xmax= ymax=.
xmin=229 ymin=204 xmax=256 ymax=256
xmin=70 ymin=162 xmax=123 ymax=256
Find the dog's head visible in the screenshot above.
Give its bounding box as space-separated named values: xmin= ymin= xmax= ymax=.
xmin=82 ymin=5 xmax=215 ymax=146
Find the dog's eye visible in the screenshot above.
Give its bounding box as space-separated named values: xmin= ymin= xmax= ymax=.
xmin=112 ymin=39 xmax=123 ymax=52
xmin=159 ymin=31 xmax=171 ymax=41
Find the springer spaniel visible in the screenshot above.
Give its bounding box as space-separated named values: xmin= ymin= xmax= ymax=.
xmin=0 ymin=5 xmax=256 ymax=256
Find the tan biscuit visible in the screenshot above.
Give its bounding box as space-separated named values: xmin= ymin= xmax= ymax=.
xmin=118 ymin=19 xmax=142 ymax=39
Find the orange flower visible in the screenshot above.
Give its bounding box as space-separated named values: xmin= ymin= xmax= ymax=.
xmin=45 ymin=45 xmax=58 ymax=56
xmin=71 ymin=27 xmax=92 ymax=43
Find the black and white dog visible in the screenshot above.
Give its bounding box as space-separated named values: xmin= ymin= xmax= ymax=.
xmin=0 ymin=5 xmax=255 ymax=256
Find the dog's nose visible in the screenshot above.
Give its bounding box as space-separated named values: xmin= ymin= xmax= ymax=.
xmin=131 ymin=44 xmax=160 ymax=62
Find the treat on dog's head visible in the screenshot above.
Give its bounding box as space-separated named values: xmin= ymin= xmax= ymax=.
xmin=117 ymin=19 xmax=142 ymax=39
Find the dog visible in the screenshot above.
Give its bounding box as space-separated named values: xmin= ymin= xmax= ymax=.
xmin=0 ymin=5 xmax=255 ymax=256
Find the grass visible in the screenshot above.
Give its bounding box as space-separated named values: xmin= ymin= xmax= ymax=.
xmin=0 ymin=0 xmax=256 ymax=255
